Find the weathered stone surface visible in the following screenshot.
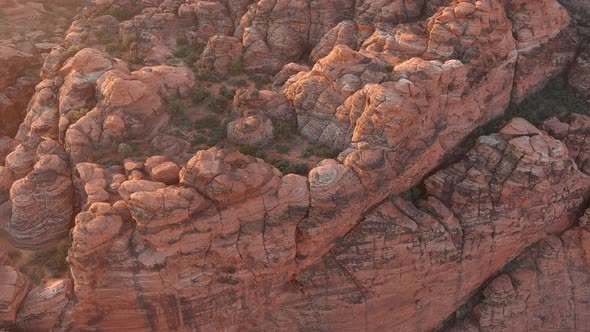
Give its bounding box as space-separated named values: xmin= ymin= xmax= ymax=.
xmin=16 ymin=278 xmax=73 ymax=332
xmin=65 ymin=65 xmax=194 ymax=164
xmin=0 ymin=266 xmax=30 ymax=329
xmin=543 ymin=114 xmax=590 ymax=175
xmin=200 ymin=35 xmax=242 ymax=73
xmin=445 ymin=225 xmax=590 ymax=331
xmin=4 ymin=139 xmax=74 ymax=249
xmin=507 ymin=0 xmax=578 ymax=102
xmin=65 ymin=148 xmax=310 ymax=330
xmin=244 ymin=119 xmax=590 ymax=331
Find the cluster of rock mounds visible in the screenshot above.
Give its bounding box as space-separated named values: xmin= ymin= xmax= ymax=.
xmin=0 ymin=0 xmax=590 ymax=330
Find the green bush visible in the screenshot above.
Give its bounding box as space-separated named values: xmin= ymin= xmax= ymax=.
xmin=194 ymin=115 xmax=219 ymax=129
xmin=122 ymin=33 xmax=137 ymax=50
xmin=192 ymin=42 xmax=206 ymax=55
xmin=237 ymin=144 xmax=257 ymax=156
xmin=219 ymin=86 xmax=235 ymax=99
xmin=194 ymin=65 xmax=221 ymax=82
xmin=62 ymin=45 xmax=83 ymax=59
xmin=230 ymin=79 xmax=248 ymax=87
xmin=191 ymin=135 xmax=208 ymax=145
xmin=247 ymin=73 xmax=271 ymax=89
xmin=204 ymin=96 xmax=226 ymax=113
xmin=292 ymin=162 xmax=310 ymax=175
xmin=94 ymin=27 xmax=112 ymax=43
xmin=108 ymin=6 xmax=135 ymax=21
xmin=275 ymin=144 xmax=290 ymax=154
xmin=175 ymin=45 xmax=192 ymax=59
xmin=67 ymin=108 xmax=90 ymax=124
xmin=191 ymin=87 xmax=210 ymax=104
xmin=118 ymin=143 xmax=138 ymax=160
xmin=208 ymin=126 xmax=226 ymax=145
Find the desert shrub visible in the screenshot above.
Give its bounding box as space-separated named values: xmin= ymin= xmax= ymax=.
xmin=208 ymin=126 xmax=227 ymax=145
xmin=453 ymin=77 xmax=590 ymax=158
xmin=237 ymin=144 xmax=257 ymax=156
xmin=191 ymin=135 xmax=208 ymax=146
xmin=194 ymin=65 xmax=222 ymax=82
xmin=94 ymin=27 xmax=111 ymax=43
xmin=108 ymin=6 xmax=135 ymax=21
xmin=292 ymin=162 xmax=310 ymax=175
xmin=67 ymin=108 xmax=90 ymax=124
xmin=204 ymin=96 xmax=226 ymax=113
xmin=169 ymin=98 xmax=192 ymax=130
xmin=300 ymin=143 xmax=339 ymax=159
xmin=247 ymin=73 xmax=271 ymax=89
xmin=272 ymin=159 xmax=292 ymax=174
xmin=191 ymin=87 xmax=210 ymax=104
xmin=122 ymin=33 xmax=137 ymax=50
xmin=176 ymin=36 xmax=189 ymax=46
xmin=20 ymin=242 xmax=70 ymax=284
xmin=275 ymin=144 xmax=289 ymax=154
xmin=228 ymin=60 xmax=243 ymax=76
xmin=313 ymin=144 xmax=340 ymax=159
xmin=194 ymin=115 xmax=219 ymax=130
xmin=62 ymin=45 xmax=83 ymax=59
xmin=230 ymin=79 xmax=248 ymax=87
xmin=274 ymin=123 xmax=293 ymax=140
xmin=192 ymin=42 xmax=206 ymax=55
xmin=219 ymin=86 xmax=235 ymax=99
xmin=118 ymin=143 xmax=138 ymax=160
xmin=105 ymin=43 xmax=125 ymax=57
xmin=175 ymin=45 xmax=192 ymax=59
xmin=385 ymin=64 xmax=394 ymax=72
xmin=167 ymin=129 xmax=187 ymax=140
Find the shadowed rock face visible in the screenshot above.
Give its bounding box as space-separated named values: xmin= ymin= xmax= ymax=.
xmin=0 ymin=0 xmax=589 ymax=330
xmin=445 ymin=222 xmax=590 ymax=332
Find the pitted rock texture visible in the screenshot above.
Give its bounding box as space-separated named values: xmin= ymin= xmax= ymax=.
xmin=0 ymin=266 xmax=30 ymax=329
xmin=16 ymin=278 xmax=73 ymax=331
xmin=445 ymin=225 xmax=590 ymax=332
xmin=243 ymin=119 xmax=590 ymax=331
xmin=0 ymin=0 xmax=589 ymax=330
xmin=4 ymin=139 xmax=74 ymax=249
xmin=65 ymin=148 xmax=310 ymax=330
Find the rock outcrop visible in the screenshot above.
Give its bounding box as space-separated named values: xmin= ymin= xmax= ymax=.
xmin=0 ymin=0 xmax=589 ymax=330
xmin=445 ymin=224 xmax=590 ymax=331
xmin=0 ymin=266 xmax=30 ymax=329
xmin=243 ymin=118 xmax=590 ymax=331
xmin=16 ymin=279 xmax=73 ymax=331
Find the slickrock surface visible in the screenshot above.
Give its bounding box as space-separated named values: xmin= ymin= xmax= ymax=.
xmin=16 ymin=278 xmax=73 ymax=331
xmin=445 ymin=223 xmax=590 ymax=331
xmin=0 ymin=0 xmax=589 ymax=330
xmin=244 ymin=119 xmax=590 ymax=331
xmin=0 ymin=266 xmax=30 ymax=329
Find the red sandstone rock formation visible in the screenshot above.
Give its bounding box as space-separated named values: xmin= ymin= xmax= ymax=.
xmin=0 ymin=0 xmax=589 ymax=330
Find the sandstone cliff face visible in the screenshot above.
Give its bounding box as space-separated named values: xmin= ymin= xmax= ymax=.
xmin=0 ymin=0 xmax=589 ymax=330
xmin=244 ymin=118 xmax=590 ymax=331
xmin=446 ymin=223 xmax=590 ymax=332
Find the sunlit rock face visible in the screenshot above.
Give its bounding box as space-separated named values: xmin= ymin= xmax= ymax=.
xmin=0 ymin=0 xmax=589 ymax=330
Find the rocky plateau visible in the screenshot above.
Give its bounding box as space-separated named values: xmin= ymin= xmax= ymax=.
xmin=0 ymin=0 xmax=590 ymax=331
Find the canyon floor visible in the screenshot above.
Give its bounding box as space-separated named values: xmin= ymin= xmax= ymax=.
xmin=1 ymin=0 xmax=590 ymax=331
